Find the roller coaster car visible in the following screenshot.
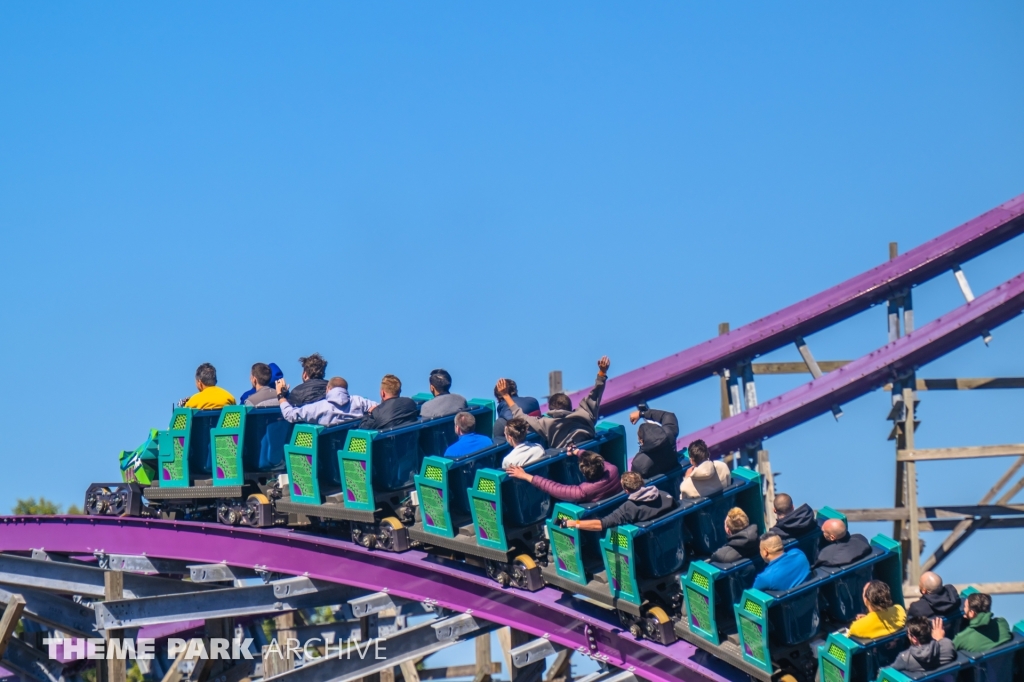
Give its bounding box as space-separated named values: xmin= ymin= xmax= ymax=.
xmin=275 ymin=399 xmax=496 ymax=551
xmin=87 ymin=406 xmax=295 ymax=526
xmin=822 ymin=620 xmax=1024 ymax=682
xmin=542 ymin=466 xmax=764 ymax=646
xmin=673 ymin=533 xmax=903 ymax=681
xmin=410 ymin=422 xmax=628 ymax=592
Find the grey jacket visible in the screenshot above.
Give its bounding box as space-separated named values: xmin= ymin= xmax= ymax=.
xmin=891 ymin=639 xmax=956 ymax=673
xmin=420 ymin=393 xmax=468 ymax=420
xmin=512 ymin=372 xmax=606 ymax=449
xmin=244 ymin=386 xmax=278 ymax=407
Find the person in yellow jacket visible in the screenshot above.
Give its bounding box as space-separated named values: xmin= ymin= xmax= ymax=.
xmin=848 ymin=580 xmax=907 ymax=639
xmin=181 ymin=363 xmax=236 ymax=410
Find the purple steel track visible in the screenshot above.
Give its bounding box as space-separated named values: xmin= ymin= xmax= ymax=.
xmin=677 ymin=270 xmax=1024 ymax=455
xmin=0 ymin=516 xmax=746 ymax=682
xmin=562 ymin=192 xmax=1024 ymax=416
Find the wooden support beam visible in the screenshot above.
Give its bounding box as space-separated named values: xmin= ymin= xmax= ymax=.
xmin=0 ymin=593 xmax=26 ymax=659
xmin=399 ymin=660 xmax=422 ymax=682
xmin=544 ymin=649 xmax=572 ymax=682
xmin=474 ymin=632 xmax=493 ymax=682
xmin=840 ymin=504 xmax=1024 ymax=522
xmin=718 ymin=324 xmax=731 ymax=421
xmin=953 ymin=582 xmax=1024 ymax=595
xmin=903 ymin=388 xmax=921 ymax=586
xmin=922 ymin=457 xmax=1024 ymax=573
xmin=751 ymin=361 xmax=851 ymax=375
xmin=548 ymin=371 xmax=563 ymax=398
xmin=898 ymin=444 xmax=1024 ymax=462
xmin=407 ymin=664 xmax=501 ymax=681
xmin=105 ymin=571 xmax=126 ymax=682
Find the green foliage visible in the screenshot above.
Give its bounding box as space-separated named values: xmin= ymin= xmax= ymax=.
xmin=127 ymin=662 xmax=144 ymax=682
xmin=11 ymin=497 xmax=84 ymax=515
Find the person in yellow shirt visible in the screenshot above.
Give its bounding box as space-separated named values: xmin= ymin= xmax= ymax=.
xmin=848 ymin=579 xmax=907 ymax=639
xmin=181 ymin=363 xmax=236 ymax=410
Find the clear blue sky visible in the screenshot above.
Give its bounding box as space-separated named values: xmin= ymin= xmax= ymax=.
xmin=2 ymin=2 xmax=1023 ymax=628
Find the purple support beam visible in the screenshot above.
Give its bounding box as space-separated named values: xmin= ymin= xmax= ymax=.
xmin=677 ymin=270 xmax=1024 ymax=455
xmin=561 ymin=192 xmax=1024 ymax=416
xmin=0 ymin=517 xmax=746 ymax=682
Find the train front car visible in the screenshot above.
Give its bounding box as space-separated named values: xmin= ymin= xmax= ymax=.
xmin=85 ymin=405 xmax=294 ymax=526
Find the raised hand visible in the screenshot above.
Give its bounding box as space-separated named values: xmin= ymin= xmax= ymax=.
xmin=496 ymin=378 xmax=511 ymax=396
xmin=275 ymin=378 xmax=289 ymax=393
xmin=629 ymin=410 xmax=641 ymax=425
xmin=597 ymin=356 xmax=611 ymax=373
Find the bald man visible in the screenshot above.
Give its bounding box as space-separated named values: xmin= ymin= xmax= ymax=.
xmin=908 ymin=571 xmax=963 ymax=621
xmin=813 ymin=518 xmax=872 ymax=568
xmin=753 ymin=534 xmax=811 ymax=592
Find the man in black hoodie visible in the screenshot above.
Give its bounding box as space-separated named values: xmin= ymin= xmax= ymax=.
xmin=561 ymin=472 xmax=676 ymax=531
xmin=770 ymin=493 xmax=819 ymax=539
xmin=710 ymin=507 xmax=762 ymax=564
xmin=286 ymin=353 xmax=330 ymax=407
xmin=813 ymin=518 xmax=872 ymax=568
xmin=628 ymin=402 xmax=681 ymax=477
xmin=358 ymin=374 xmax=420 ymax=432
xmin=908 ymin=571 xmax=963 ymax=622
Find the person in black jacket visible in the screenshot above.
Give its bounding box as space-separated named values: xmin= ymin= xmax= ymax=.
xmin=358 ymin=374 xmax=419 ymax=431
xmin=813 ymin=518 xmax=872 ymax=568
xmin=287 ymin=353 xmax=330 ymax=407
xmin=628 ymin=402 xmax=681 ymax=477
xmin=560 ymin=472 xmax=676 ymax=531
xmin=770 ymin=493 xmax=819 ymax=539
xmin=908 ymin=571 xmax=963 ymax=621
xmin=710 ymin=507 xmax=762 ymax=564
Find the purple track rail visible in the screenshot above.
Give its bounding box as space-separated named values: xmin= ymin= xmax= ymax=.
xmin=0 ymin=516 xmax=747 ymax=682
xmin=562 ymin=192 xmax=1024 ymax=416
xmin=677 ymin=270 xmax=1024 ymax=454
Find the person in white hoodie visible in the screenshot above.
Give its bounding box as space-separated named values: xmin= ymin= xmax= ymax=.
xmin=500 ymin=418 xmax=546 ymax=468
xmin=277 ymin=377 xmax=378 ymax=427
xmin=680 ymin=439 xmax=731 ymax=499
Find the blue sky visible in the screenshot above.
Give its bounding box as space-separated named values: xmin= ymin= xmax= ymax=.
xmin=2 ymin=0 xmax=1023 ymax=635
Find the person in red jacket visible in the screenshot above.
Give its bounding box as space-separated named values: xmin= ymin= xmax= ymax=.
xmin=505 ymin=444 xmax=620 ymax=503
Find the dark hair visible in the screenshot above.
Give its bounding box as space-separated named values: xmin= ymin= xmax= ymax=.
xmin=196 ymin=363 xmax=217 ymax=387
xmin=548 ymin=393 xmax=572 ymax=411
xmin=774 ymin=493 xmax=794 ymax=515
xmin=906 ymin=616 xmax=933 ymax=644
xmin=299 ymin=353 xmax=327 ymax=380
xmin=966 ymin=592 xmax=992 ymax=614
xmin=688 ymin=439 xmax=711 ymax=465
xmin=620 ymin=471 xmax=643 ymax=493
xmin=251 ymin=363 xmax=272 ymax=387
xmin=578 ymin=450 xmax=606 ymax=482
xmin=864 ymin=580 xmax=894 ymax=610
xmin=454 ymin=411 xmax=476 ymax=433
xmin=504 ymin=417 xmax=529 ymax=444
xmin=494 ymin=379 xmax=518 ymax=399
xmin=429 ymin=369 xmax=452 ymax=393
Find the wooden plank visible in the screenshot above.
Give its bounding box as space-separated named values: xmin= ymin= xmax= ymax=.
xmin=751 ymin=361 xmax=851 ymax=375
xmin=0 ymin=594 xmax=26 ymax=659
xmin=897 ymin=444 xmax=1024 ymax=462
xmin=794 ymin=337 xmax=824 ymax=380
xmin=411 ymin=664 xmax=501 ymax=680
xmin=399 ymin=660 xmax=422 ymax=682
xmin=953 ymin=582 xmax=1024 ymax=595
xmin=916 ymin=377 xmax=1024 ymax=390
xmin=840 ymin=504 xmax=1024 ymax=522
xmin=718 ymin=324 xmax=731 ymax=421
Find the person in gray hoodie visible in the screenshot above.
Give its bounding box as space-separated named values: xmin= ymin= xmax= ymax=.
xmin=277 ymin=377 xmax=378 ymax=427
xmin=560 ymin=471 xmax=676 ymax=531
xmin=420 ymin=369 xmax=468 ymax=420
xmin=496 ymin=356 xmax=610 ymax=449
xmin=890 ymin=616 xmax=956 ymax=676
